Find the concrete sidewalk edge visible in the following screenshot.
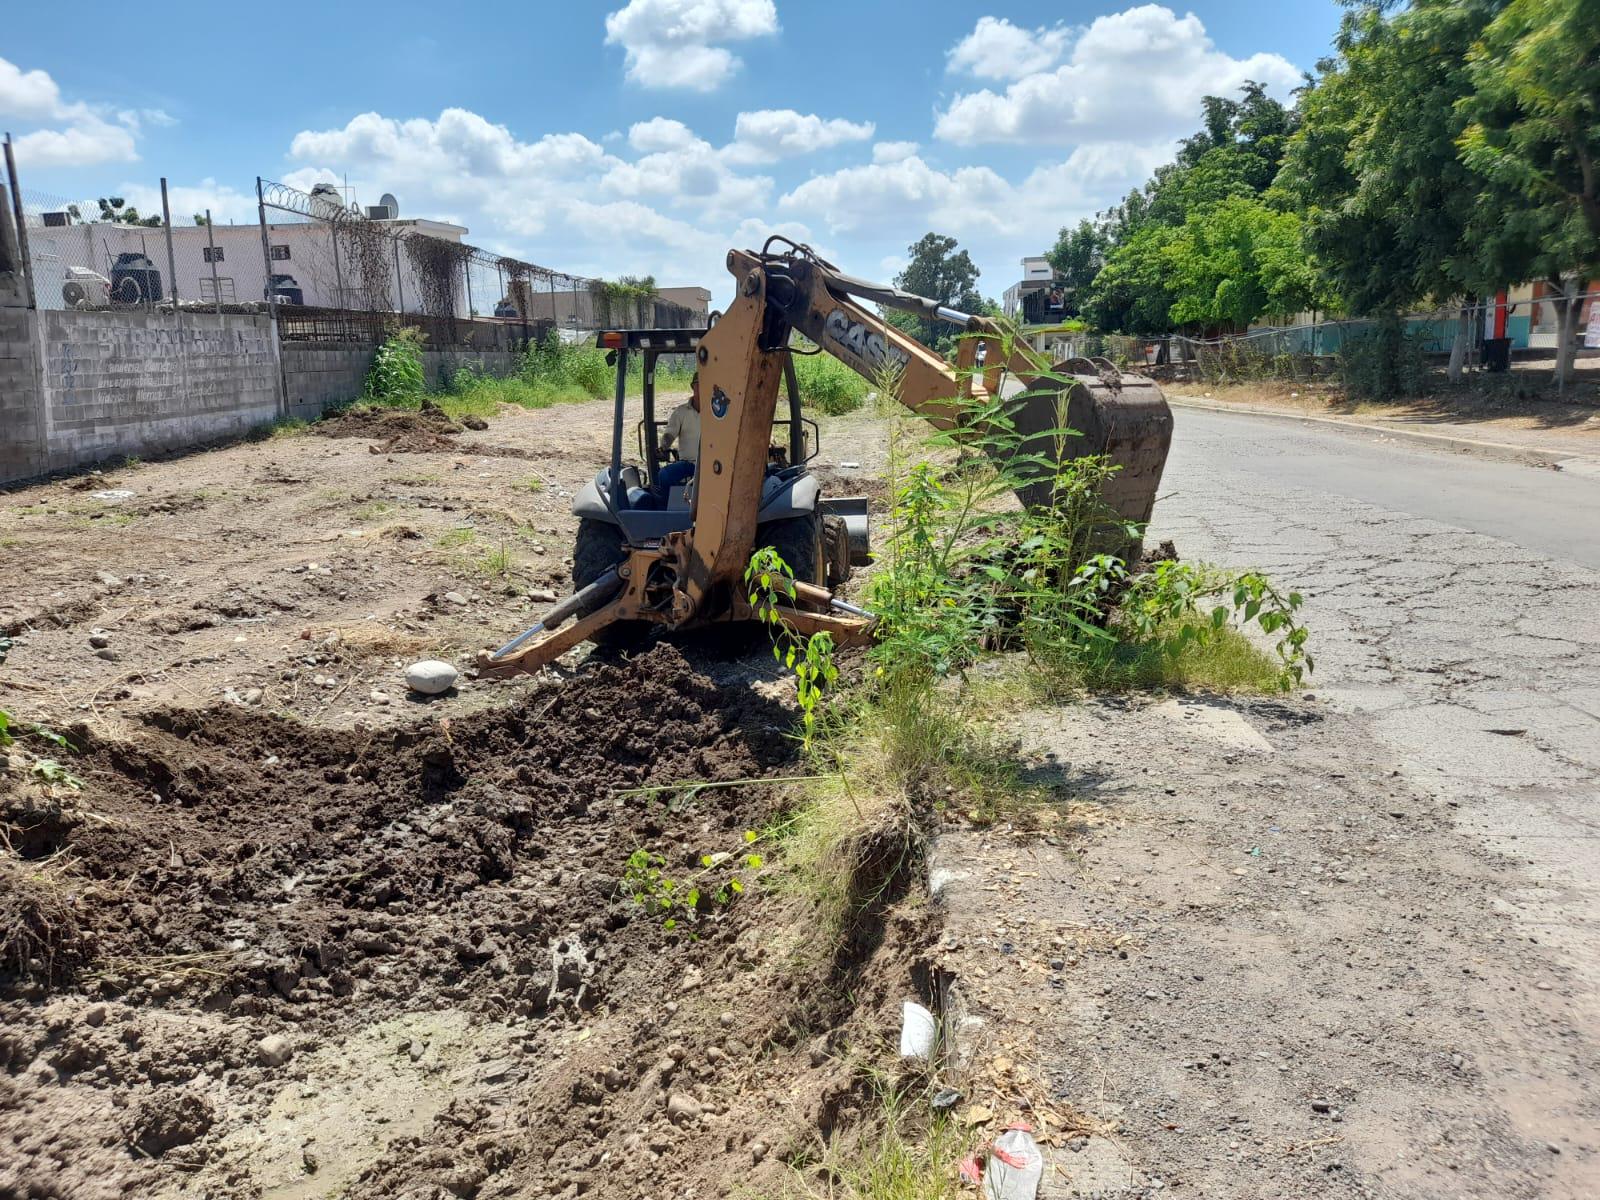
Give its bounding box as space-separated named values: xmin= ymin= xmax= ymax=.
xmin=1165 ymin=394 xmax=1600 ymax=472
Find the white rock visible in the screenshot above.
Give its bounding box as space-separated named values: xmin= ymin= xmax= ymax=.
xmin=899 ymin=1000 xmax=936 ymax=1059
xmin=257 ymin=1034 xmax=293 ymax=1067
xmin=405 ymin=660 xmax=459 ymax=695
xmin=444 ymin=591 xmax=469 ymax=606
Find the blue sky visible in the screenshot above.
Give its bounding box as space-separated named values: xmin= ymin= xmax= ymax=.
xmin=3 ymin=1 xmax=1343 ymax=302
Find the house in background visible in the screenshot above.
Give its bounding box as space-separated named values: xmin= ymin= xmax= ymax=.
xmin=1002 ymin=255 xmax=1068 ymax=326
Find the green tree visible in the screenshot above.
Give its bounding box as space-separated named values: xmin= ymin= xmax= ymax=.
xmin=1046 ymin=218 xmax=1107 ymax=311
xmin=96 ymin=196 xmax=162 ymax=227
xmin=1460 ymin=0 xmax=1600 ymax=388
xmin=1276 ymin=0 xmax=1510 ymax=386
xmin=892 ymin=232 xmax=985 ymax=345
xmin=1166 ymin=198 xmax=1321 ymax=330
xmin=1083 ymin=224 xmax=1181 ymax=336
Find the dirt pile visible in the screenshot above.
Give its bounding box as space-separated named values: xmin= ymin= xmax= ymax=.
xmin=0 ymin=644 xmax=934 ymax=1198
xmin=314 ymin=406 xmax=524 ymax=457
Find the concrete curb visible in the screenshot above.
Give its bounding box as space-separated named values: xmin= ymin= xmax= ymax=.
xmin=1165 ymin=394 xmax=1600 ymax=472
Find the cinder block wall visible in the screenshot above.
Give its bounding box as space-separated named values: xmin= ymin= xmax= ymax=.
xmin=0 ymin=306 xmax=45 ymax=481
xmin=281 ymin=343 xmax=371 ymax=422
xmin=281 ymin=344 xmax=527 ymax=419
xmin=38 ymin=310 xmax=280 ymax=473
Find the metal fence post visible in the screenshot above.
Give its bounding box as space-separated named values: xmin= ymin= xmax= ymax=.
xmin=159 ymin=177 xmax=180 ymax=323
xmin=4 ymin=134 xmax=38 ymax=309
xmin=393 ymin=233 xmax=405 ymax=314
xmin=204 ymin=208 xmax=221 ymax=315
xmin=256 ymin=177 xmax=289 ymax=419
xmin=255 ymin=177 xmax=275 ymax=305
xmin=463 ymin=255 xmax=474 ymax=322
xmin=329 ymin=213 xmax=346 ymax=339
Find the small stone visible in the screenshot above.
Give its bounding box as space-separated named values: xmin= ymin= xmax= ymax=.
xmin=1049 ymin=959 xmax=1065 ymax=971
xmin=240 ymin=687 xmax=263 ymax=706
xmin=370 ymin=690 xmax=391 ymax=705
xmin=405 ymin=660 xmax=459 ymax=695
xmin=95 ymin=571 xmax=122 ymax=588
xmin=718 ymin=1011 xmax=734 ymax=1028
xmin=530 ymin=588 xmax=558 ymax=604
xmin=257 ymin=1034 xmax=293 ymax=1067
xmin=88 ymin=632 xmax=111 ymax=649
xmin=1547 ymin=1142 xmax=1561 ymax=1155
xmin=750 ymin=1140 xmax=768 ymax=1164
xmin=1310 ymin=1098 xmax=1331 ymax=1114
xmin=83 ymin=1003 xmax=107 ymax=1027
xmin=444 ymin=591 xmax=469 ymax=606
xmin=666 ymin=1094 xmax=702 ymax=1125
xmin=1450 ymin=1052 xmax=1464 ymax=1070
xmin=94 ymin=647 xmax=119 ymax=662
xmin=463 ymin=416 xmax=489 ymax=431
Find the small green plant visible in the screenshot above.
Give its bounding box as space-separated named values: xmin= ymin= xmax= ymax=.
xmin=623 ymin=830 xmax=765 ymax=929
xmin=31 ymin=760 xmax=83 ymax=790
xmin=745 ymin=547 xmax=840 ymax=748
xmin=364 ymin=327 xmax=427 ymax=404
xmin=479 ymin=541 xmax=513 ymax=577
xmin=515 ymin=474 xmax=545 ymax=493
xmin=435 ymin=527 xmax=476 ymax=549
xmin=1119 ymin=561 xmax=1312 ymax=687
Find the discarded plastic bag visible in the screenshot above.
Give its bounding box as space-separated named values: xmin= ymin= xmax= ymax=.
xmin=983 ymin=1127 xmax=1043 ymax=1200
xmin=898 ymin=1000 xmax=936 ymax=1059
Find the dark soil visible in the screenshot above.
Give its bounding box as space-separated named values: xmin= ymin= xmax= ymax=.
xmin=314 ymin=406 xmax=532 ymax=458
xmin=0 ymin=645 xmax=934 ymax=1199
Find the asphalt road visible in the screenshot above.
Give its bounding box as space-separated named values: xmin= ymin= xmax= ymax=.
xmin=1152 ymin=406 xmax=1600 ymax=1184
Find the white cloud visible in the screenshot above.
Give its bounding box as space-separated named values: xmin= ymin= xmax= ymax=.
xmin=779 ymin=154 xmax=1015 ymax=238
xmin=604 ymin=0 xmax=779 ymax=92
xmin=628 ymin=117 xmax=699 ymax=153
xmin=0 ymin=56 xmax=65 ymax=121
xmin=1 ymin=56 xmax=148 ymax=168
xmin=726 ymin=109 xmax=874 ymax=164
xmin=115 ymin=177 xmax=257 ymax=226
xmin=13 ymin=118 xmax=137 ymax=169
xmin=287 ymin=106 xmax=772 ymax=287
xmin=936 ymin=5 xmax=1299 ymax=146
xmin=871 ymin=140 xmax=919 ymax=164
xmin=947 ymin=16 xmax=1072 ymax=81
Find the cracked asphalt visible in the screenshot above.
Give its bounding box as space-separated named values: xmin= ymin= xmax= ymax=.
xmin=1152 ymin=408 xmax=1600 ymax=1185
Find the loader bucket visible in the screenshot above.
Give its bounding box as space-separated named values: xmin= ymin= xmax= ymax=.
xmin=999 ymin=364 xmax=1173 ymax=559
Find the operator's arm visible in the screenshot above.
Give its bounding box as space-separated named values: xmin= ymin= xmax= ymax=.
xmin=661 ymin=406 xmax=680 ymax=452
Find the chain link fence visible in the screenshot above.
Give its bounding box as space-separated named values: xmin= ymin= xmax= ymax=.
xmin=256 ymin=178 xmax=700 ymax=350
xmin=2 ymin=151 xmax=704 ymax=349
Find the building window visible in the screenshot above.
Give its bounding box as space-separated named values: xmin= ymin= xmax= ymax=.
xmin=270 ymin=244 xmax=291 ymax=261
xmin=203 ymin=246 xmax=225 ymax=263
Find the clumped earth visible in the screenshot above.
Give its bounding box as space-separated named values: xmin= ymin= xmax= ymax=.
xmin=1 ymin=643 xmax=933 ymax=1199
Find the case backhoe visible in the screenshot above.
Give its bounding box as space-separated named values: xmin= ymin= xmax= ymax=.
xmin=478 ymin=238 xmax=1172 ymax=677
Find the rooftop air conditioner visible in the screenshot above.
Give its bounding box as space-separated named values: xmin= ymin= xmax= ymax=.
xmin=42 ymin=211 xmax=71 ymax=227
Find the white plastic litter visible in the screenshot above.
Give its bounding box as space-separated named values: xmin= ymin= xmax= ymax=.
xmin=984 ymin=1127 xmax=1044 ymax=1199
xmin=898 ymin=1000 xmax=936 ymax=1059
xmin=404 ymin=659 xmax=459 ymax=695
xmin=92 ymin=489 xmax=135 ymax=502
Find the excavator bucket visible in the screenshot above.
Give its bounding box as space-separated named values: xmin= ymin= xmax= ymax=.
xmin=1002 ymin=360 xmax=1174 ymax=546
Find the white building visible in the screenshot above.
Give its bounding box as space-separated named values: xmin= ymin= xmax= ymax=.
xmin=1001 ymin=255 xmax=1067 ymax=325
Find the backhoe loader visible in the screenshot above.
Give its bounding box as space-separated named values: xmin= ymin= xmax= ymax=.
xmin=478 ymin=238 xmax=1171 ymax=677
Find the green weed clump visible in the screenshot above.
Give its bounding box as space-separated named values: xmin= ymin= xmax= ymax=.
xmin=794 ymin=350 xmax=871 ymax=415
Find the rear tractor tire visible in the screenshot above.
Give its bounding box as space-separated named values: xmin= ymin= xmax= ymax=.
xmin=570 ymin=518 xmax=648 ymax=648
xmin=756 ymin=512 xmax=822 ymax=588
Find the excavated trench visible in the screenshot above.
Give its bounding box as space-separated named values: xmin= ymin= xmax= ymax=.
xmin=0 ymin=645 xmax=935 ymax=1199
